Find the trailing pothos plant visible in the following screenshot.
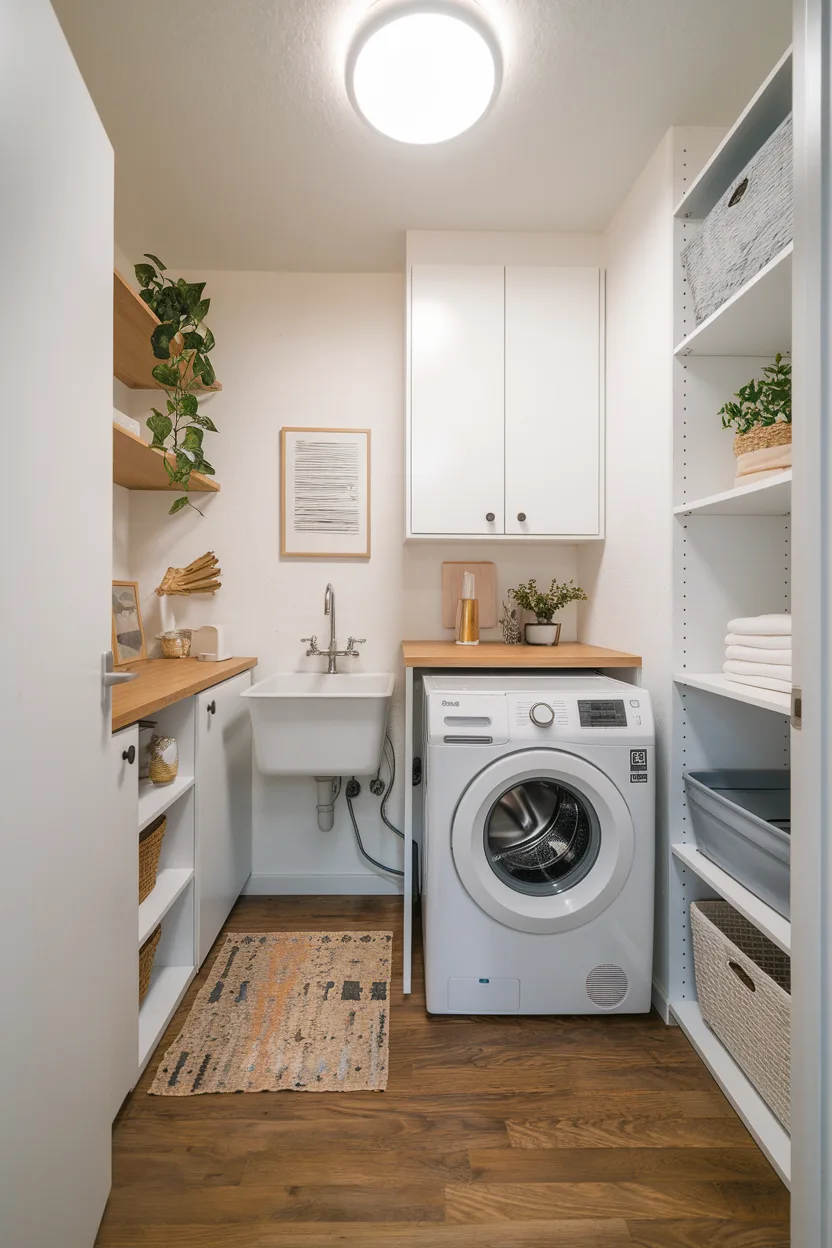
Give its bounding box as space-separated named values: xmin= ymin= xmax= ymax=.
xmin=134 ymin=254 xmax=219 ymax=515
xmin=718 ymin=353 xmax=791 ymax=437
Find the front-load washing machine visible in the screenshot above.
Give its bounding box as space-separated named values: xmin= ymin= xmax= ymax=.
xmin=422 ymin=673 xmax=655 ymax=1014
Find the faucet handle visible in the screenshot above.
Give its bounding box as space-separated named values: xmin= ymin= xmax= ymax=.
xmin=302 ymin=635 xmax=319 ymax=651
xmin=346 ymin=636 xmax=366 ymax=653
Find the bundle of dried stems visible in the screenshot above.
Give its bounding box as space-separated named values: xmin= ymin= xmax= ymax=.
xmin=155 ymin=551 xmax=222 ymax=596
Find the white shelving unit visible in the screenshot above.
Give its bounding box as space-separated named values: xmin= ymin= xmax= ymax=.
xmin=139 ymin=964 xmax=194 ymax=1075
xmin=671 ymin=1001 xmax=791 ymax=1186
xmin=665 ymin=50 xmax=793 ymax=1192
xmin=674 ymin=672 xmax=791 ymax=716
xmin=673 ymin=243 xmax=792 ymax=358
xmin=672 ymin=843 xmax=790 ymax=953
xmin=138 ymin=772 xmax=195 ymax=832
xmin=673 ymin=471 xmax=791 ymax=517
xmin=138 ymin=868 xmax=194 ymax=946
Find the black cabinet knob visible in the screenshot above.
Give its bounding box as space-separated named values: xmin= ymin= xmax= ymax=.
xmin=485 ymin=512 xmax=495 ymax=522
xmin=517 ymin=512 xmax=527 ymax=522
xmin=122 ymin=745 xmax=136 ymax=765
xmin=207 ymin=700 xmax=216 ymax=715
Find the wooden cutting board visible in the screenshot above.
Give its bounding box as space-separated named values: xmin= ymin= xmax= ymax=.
xmin=441 ymin=562 xmax=498 ymax=629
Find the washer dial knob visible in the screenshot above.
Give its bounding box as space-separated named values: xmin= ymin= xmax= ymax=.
xmin=529 ymin=701 xmax=555 ymax=727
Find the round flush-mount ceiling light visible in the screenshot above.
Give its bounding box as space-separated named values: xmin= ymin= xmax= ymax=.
xmin=346 ymin=1 xmax=501 ymax=145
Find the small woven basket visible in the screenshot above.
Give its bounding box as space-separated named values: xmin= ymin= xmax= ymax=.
xmin=691 ymin=900 xmax=791 ymax=1128
xmin=138 ymin=815 xmax=166 ymax=904
xmin=733 ymin=421 xmax=792 ymax=457
xmin=139 ymin=925 xmax=162 ymax=1005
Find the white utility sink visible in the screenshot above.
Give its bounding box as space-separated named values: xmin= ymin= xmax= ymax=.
xmin=242 ymin=671 xmax=395 ymax=776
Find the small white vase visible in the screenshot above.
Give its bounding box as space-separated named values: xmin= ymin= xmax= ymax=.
xmin=525 ymin=622 xmax=562 ymax=646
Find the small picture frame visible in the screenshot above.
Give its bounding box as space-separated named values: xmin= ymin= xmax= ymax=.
xmin=281 ymin=427 xmax=371 ymax=558
xmin=112 ymin=580 xmax=147 ymax=666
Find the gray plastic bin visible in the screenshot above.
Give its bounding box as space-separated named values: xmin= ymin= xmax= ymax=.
xmin=684 ymin=770 xmax=790 ymax=918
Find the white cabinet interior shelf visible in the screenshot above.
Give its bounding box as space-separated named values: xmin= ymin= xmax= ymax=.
xmin=138 ymin=869 xmax=194 ymax=947
xmin=138 ymin=964 xmax=194 ymax=1075
xmin=674 ymin=672 xmax=791 ymax=716
xmin=674 ymin=244 xmax=792 ymax=358
xmin=672 ymin=843 xmax=790 ymax=953
xmin=674 ymin=471 xmax=791 ymax=517
xmin=673 ymin=47 xmax=792 ymax=221
xmin=672 ymin=1000 xmax=790 ymax=1187
xmin=138 ymin=773 xmax=195 ymax=832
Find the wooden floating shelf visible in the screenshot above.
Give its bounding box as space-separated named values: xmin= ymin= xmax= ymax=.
xmin=674 ymin=471 xmax=791 ymax=517
xmin=674 ymin=244 xmax=792 ymax=358
xmin=675 ymin=672 xmax=790 ymax=716
xmin=113 ymin=269 xmax=222 ymax=392
xmin=113 ymin=424 xmax=220 ymax=494
xmin=671 ymin=1000 xmax=790 ymax=1188
xmin=674 ymin=47 xmax=793 ymax=221
xmin=402 ymin=641 xmax=642 ymax=669
xmin=672 ymin=843 xmax=790 ymax=954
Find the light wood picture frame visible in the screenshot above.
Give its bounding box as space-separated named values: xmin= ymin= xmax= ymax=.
xmin=280 ymin=427 xmax=371 ymax=558
xmin=112 ymin=580 xmax=147 ymax=666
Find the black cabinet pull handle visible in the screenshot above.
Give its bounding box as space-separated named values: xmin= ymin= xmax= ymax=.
xmin=517 ymin=512 xmax=527 ymax=522
xmin=485 ymin=512 xmax=495 ymax=522
xmin=208 ymin=700 xmax=216 ymax=715
xmin=122 ymin=745 xmax=136 ymax=765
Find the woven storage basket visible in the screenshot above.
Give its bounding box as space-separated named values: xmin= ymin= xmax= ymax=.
xmin=733 ymin=421 xmax=792 ymax=457
xmin=682 ymin=114 xmax=792 ymax=325
xmin=138 ymin=925 xmax=162 ymax=1005
xmin=138 ymin=815 xmax=166 ymax=904
xmin=691 ymin=900 xmax=791 ymax=1128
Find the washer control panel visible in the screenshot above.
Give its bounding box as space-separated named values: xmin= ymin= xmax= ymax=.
xmin=529 ymin=701 xmax=555 ymax=727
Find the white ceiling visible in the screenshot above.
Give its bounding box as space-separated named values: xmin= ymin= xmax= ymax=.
xmin=53 ymin=0 xmax=792 ymax=271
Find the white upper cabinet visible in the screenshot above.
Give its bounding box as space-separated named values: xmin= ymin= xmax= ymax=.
xmin=407 ymin=263 xmax=604 ymax=540
xmin=505 ymin=267 xmax=602 ymax=536
xmin=410 ymin=265 xmax=505 ymax=535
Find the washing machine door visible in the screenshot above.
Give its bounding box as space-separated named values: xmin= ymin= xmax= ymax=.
xmin=451 ymin=748 xmax=635 ymax=934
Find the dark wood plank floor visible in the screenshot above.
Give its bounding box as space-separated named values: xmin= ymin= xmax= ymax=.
xmin=96 ymin=897 xmax=789 ymax=1247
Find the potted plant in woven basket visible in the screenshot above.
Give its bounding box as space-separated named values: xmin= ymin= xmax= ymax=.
xmin=508 ymin=577 xmax=587 ymax=646
xmin=718 ymin=353 xmax=791 ymax=487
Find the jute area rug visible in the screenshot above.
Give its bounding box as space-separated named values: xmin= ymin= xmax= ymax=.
xmin=150 ymin=931 xmax=392 ymax=1095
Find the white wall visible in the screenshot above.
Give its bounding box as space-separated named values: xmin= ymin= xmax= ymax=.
xmin=122 ymin=267 xmax=590 ymax=891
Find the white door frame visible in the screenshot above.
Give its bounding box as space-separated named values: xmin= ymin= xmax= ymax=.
xmin=791 ymin=1 xmax=832 ymax=1243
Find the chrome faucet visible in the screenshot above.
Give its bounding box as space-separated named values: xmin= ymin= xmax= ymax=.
xmin=302 ymin=583 xmax=365 ymax=675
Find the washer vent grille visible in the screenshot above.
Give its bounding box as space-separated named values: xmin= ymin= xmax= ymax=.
xmin=586 ymin=964 xmax=629 ymax=1008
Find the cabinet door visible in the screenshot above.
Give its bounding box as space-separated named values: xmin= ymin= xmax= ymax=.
xmin=195 ymin=672 xmax=253 ymax=966
xmin=410 ymin=264 xmax=505 ymax=535
xmin=505 ymin=267 xmax=602 ymax=536
xmin=109 ymin=726 xmax=139 ymax=1116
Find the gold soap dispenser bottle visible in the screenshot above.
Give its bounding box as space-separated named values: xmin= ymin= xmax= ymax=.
xmin=455 ymin=570 xmax=480 ymax=646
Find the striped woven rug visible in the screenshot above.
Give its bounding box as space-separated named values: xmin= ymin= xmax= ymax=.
xmin=150 ymin=931 xmax=392 ymax=1095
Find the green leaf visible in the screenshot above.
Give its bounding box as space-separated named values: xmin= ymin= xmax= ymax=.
xmin=162 ymin=455 xmax=177 ymax=482
xmin=150 ymin=321 xmax=178 ymax=360
xmin=192 ymin=298 xmax=211 ymax=323
xmin=183 ymin=426 xmax=204 ymax=450
xmin=134 ymin=262 xmax=157 ymax=287
xmin=182 ymin=331 xmax=204 ymax=351
xmin=144 ymin=253 xmax=167 ymax=271
xmin=146 ymin=409 xmax=173 ymax=446
xmin=151 ymin=362 xmax=179 ymax=388
xmin=169 ymin=496 xmax=190 ymax=515
xmin=201 ymin=327 xmax=215 ymax=353
xmin=180 ymin=393 xmax=198 ymax=416
xmin=198 ymin=459 xmax=215 ymax=475
xmin=177 ymin=448 xmax=196 ymax=464
xmin=197 ymin=356 xmax=216 ymax=387
xmin=190 ymin=411 xmax=217 ymax=432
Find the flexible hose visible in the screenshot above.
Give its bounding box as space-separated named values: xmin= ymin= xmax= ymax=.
xmin=380 ymin=734 xmax=404 ymax=839
xmin=346 ymin=786 xmax=403 ymax=877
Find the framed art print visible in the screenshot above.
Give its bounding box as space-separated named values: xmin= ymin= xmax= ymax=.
xmin=112 ymin=580 xmax=147 ymax=666
xmin=280 ymin=427 xmax=371 ymax=558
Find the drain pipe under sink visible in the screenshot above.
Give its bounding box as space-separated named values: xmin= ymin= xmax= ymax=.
xmin=314 ymin=776 xmax=338 ymax=831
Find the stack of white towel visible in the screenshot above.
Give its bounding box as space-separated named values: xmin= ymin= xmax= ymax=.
xmin=723 ymin=614 xmax=792 ymax=694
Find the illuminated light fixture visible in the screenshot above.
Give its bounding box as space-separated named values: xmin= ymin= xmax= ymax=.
xmin=347 ymin=2 xmax=501 ymax=145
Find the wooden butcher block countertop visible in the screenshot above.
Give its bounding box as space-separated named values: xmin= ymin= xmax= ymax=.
xmin=401 ymin=641 xmax=641 ymax=669
xmin=112 ymin=656 xmax=258 ymax=731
